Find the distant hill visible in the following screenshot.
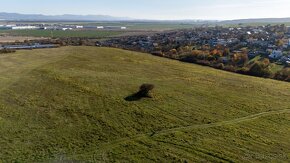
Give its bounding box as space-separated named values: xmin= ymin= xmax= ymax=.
xmin=0 ymin=12 xmax=213 ymax=23
xmin=0 ymin=12 xmax=133 ymax=21
xmin=2 ymin=12 xmax=290 ymax=24
xmin=221 ymin=18 xmax=290 ymax=24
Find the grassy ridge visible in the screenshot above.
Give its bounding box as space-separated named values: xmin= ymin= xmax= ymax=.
xmin=0 ymin=47 xmax=289 ymax=162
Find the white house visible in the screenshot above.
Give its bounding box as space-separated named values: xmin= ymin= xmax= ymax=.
xmin=217 ymin=39 xmax=227 ymax=45
xmin=269 ymin=50 xmax=283 ymax=59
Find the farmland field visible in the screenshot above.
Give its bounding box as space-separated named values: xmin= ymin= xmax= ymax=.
xmin=0 ymin=47 xmax=289 ymax=162
xmin=0 ymin=29 xmax=125 ymax=38
xmin=85 ymin=22 xmax=195 ymax=30
xmin=1 ymin=21 xmax=197 ymax=31
xmin=0 ymin=36 xmax=45 ymax=42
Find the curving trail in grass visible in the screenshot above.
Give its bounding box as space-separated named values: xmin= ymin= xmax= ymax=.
xmin=94 ymin=108 xmax=290 ymax=161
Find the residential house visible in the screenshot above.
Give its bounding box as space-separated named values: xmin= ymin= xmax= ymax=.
xmin=217 ymin=39 xmax=227 ymax=46
xmin=269 ymin=50 xmax=283 ymax=59
xmin=248 ymin=51 xmax=258 ymax=58
xmin=279 ymin=55 xmax=290 ymax=64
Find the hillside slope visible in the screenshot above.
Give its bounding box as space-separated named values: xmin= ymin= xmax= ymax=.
xmin=0 ymin=47 xmax=289 ymax=162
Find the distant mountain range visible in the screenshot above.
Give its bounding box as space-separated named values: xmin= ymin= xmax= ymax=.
xmin=1 ymin=12 xmax=290 ymax=24
xmin=221 ymin=18 xmax=290 ymax=24
xmin=0 ymin=12 xmax=133 ymax=21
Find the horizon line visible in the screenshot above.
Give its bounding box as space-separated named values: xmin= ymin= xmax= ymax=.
xmin=1 ymin=12 xmax=290 ymax=22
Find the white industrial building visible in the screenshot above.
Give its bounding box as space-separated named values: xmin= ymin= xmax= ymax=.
xmin=103 ymin=26 xmax=127 ymax=30
xmin=0 ymin=25 xmax=16 ymax=29
xmin=76 ymin=25 xmax=83 ymax=29
xmin=12 ymin=26 xmax=40 ymax=30
xmin=61 ymin=28 xmax=73 ymax=31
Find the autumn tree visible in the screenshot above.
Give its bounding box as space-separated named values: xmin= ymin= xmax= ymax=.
xmin=276 ymin=39 xmax=284 ymax=47
xmin=223 ymin=48 xmax=230 ymax=56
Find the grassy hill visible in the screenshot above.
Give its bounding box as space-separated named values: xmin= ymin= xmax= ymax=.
xmin=0 ymin=46 xmax=289 ymax=162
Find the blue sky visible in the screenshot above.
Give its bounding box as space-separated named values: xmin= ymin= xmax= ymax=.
xmin=1 ymin=0 xmax=290 ymax=20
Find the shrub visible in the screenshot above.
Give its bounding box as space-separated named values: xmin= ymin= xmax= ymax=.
xmin=138 ymin=84 xmax=155 ymax=97
xmin=248 ymin=61 xmax=271 ymax=77
xmin=237 ymin=67 xmax=250 ymax=75
xmin=0 ymin=49 xmax=16 ymax=54
xmin=224 ymin=65 xmax=237 ymax=72
xmin=274 ymin=68 xmax=290 ymax=82
xmin=214 ymin=63 xmax=225 ymax=70
xmin=151 ymin=51 xmax=164 ymax=57
xmin=180 ymin=55 xmax=197 ymax=63
xmin=196 ymin=60 xmax=211 ymax=66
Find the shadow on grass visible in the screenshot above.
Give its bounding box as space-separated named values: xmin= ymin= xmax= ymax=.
xmin=124 ymin=92 xmax=152 ymax=101
xmin=125 ymin=84 xmax=155 ymax=101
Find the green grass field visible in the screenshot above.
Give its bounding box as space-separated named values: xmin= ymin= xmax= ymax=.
xmin=93 ymin=22 xmax=195 ymax=30
xmin=0 ymin=47 xmax=289 ymax=162
xmin=4 ymin=22 xmax=196 ymax=31
xmin=0 ymin=30 xmax=125 ymax=38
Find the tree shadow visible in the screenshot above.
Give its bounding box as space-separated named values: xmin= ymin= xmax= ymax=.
xmin=124 ymin=91 xmax=152 ymax=101
xmin=125 ymin=84 xmax=154 ymax=102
